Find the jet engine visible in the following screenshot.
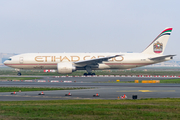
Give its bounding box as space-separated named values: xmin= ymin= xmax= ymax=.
xmin=57 ymin=62 xmax=76 ymax=74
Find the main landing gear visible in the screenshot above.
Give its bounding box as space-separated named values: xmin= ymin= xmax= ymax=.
xmin=83 ymin=73 xmax=96 ymax=76
xmin=83 ymin=66 xmax=96 ymax=76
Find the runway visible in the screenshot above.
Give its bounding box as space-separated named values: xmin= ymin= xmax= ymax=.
xmin=0 ymin=76 xmax=180 ymax=101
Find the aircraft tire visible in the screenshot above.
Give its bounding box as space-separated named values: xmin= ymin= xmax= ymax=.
xmin=87 ymin=73 xmax=92 ymax=75
xmin=17 ymin=72 xmax=21 ymax=76
xmin=84 ymin=73 xmax=88 ymax=76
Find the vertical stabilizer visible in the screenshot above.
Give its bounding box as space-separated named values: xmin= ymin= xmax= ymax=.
xmin=142 ymin=27 xmax=173 ymax=55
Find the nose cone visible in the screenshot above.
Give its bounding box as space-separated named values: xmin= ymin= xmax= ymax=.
xmin=3 ymin=60 xmax=8 ymax=66
xmin=3 ymin=58 xmax=12 ymax=66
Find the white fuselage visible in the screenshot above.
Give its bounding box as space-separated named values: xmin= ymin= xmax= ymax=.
xmin=3 ymin=27 xmax=174 ymax=74
xmin=3 ymin=53 xmax=170 ymax=70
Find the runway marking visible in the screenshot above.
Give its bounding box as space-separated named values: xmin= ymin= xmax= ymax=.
xmin=116 ymin=90 xmax=175 ymax=92
xmin=139 ymin=90 xmax=152 ymax=92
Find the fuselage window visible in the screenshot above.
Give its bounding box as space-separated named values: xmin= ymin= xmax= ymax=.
xmin=8 ymin=58 xmax=12 ymax=61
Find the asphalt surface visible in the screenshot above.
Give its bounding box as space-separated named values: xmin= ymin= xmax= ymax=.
xmin=0 ymin=76 xmax=180 ymax=101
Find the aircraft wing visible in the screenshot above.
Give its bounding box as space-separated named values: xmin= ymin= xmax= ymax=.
xmin=149 ymin=55 xmax=176 ymax=61
xmin=74 ymin=55 xmax=122 ymax=66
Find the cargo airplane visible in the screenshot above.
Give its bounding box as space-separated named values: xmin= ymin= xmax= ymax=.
xmin=4 ymin=27 xmax=175 ymax=76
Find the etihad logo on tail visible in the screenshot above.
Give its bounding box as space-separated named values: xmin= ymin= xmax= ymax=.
xmin=154 ymin=41 xmax=163 ymax=53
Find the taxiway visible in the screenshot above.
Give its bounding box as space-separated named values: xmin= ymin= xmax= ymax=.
xmin=0 ymin=76 xmax=179 ymax=101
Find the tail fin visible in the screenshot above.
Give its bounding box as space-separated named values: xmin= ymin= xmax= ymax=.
xmin=142 ymin=27 xmax=173 ymax=55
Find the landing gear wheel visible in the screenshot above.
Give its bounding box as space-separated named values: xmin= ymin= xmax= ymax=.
xmin=84 ymin=73 xmax=87 ymax=76
xmin=87 ymin=73 xmax=92 ymax=75
xmin=84 ymin=72 xmax=96 ymax=76
xmin=17 ymin=72 xmax=21 ymax=76
xmin=92 ymin=73 xmax=96 ymax=75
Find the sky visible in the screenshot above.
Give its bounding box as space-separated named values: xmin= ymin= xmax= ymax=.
xmin=0 ymin=0 xmax=180 ymax=59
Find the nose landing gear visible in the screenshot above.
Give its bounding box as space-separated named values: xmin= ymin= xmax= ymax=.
xmin=17 ymin=71 xmax=21 ymax=76
xmin=15 ymin=69 xmax=21 ymax=76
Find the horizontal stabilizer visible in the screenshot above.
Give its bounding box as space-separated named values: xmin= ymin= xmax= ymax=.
xmin=149 ymin=55 xmax=176 ymax=61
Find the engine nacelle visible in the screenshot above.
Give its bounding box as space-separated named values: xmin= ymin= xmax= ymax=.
xmin=57 ymin=62 xmax=76 ymax=74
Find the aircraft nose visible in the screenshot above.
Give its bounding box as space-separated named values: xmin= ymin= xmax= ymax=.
xmin=3 ymin=58 xmax=12 ymax=65
xmin=3 ymin=60 xmax=8 ymax=65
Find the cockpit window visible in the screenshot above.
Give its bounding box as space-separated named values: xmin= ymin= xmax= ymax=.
xmin=7 ymin=58 xmax=12 ymax=61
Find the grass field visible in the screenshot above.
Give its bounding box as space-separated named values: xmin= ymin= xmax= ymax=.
xmin=0 ymin=98 xmax=180 ymax=120
xmin=159 ymin=78 xmax=180 ymax=83
xmin=0 ymin=77 xmax=42 ymax=80
xmin=0 ymin=87 xmax=90 ymax=92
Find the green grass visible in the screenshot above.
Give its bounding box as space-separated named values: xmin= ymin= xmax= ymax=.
xmin=0 ymin=98 xmax=180 ymax=119
xmin=0 ymin=87 xmax=90 ymax=92
xmin=160 ymin=78 xmax=180 ymax=83
xmin=0 ymin=77 xmax=42 ymax=80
